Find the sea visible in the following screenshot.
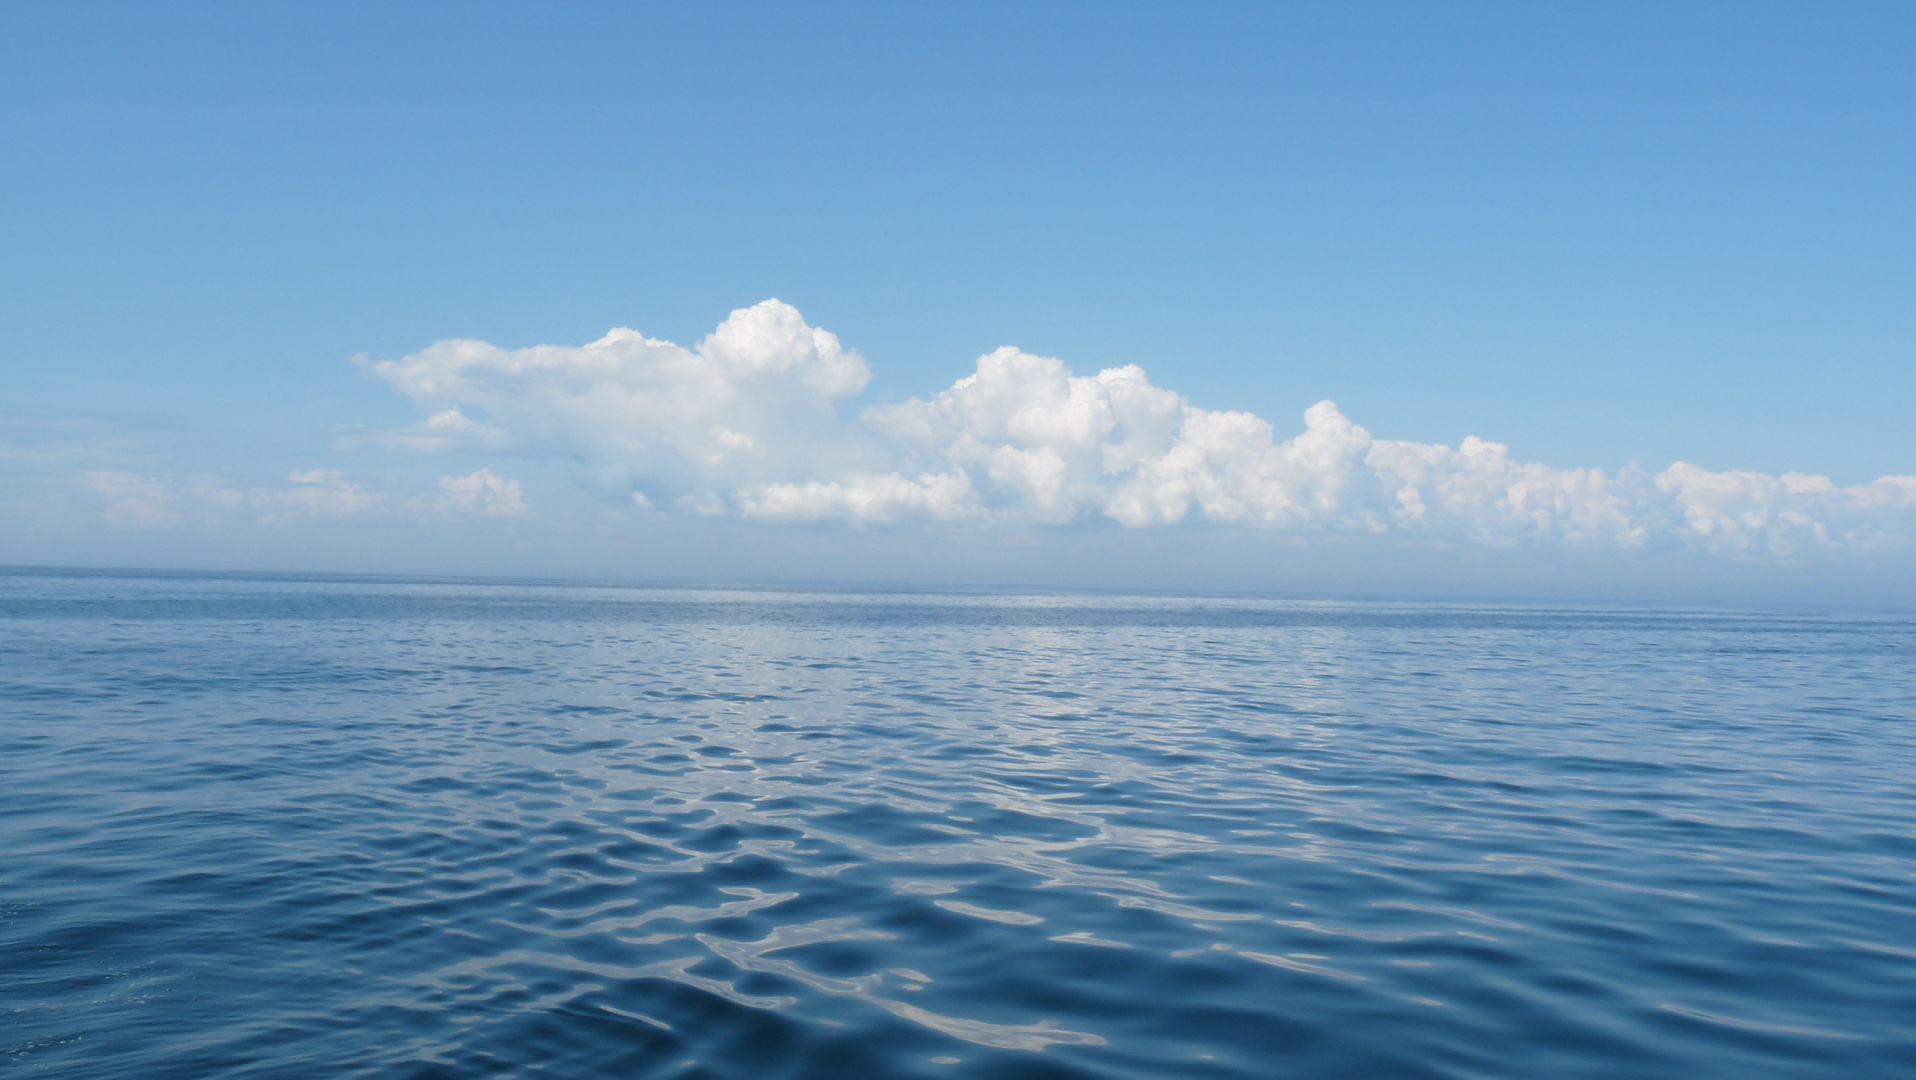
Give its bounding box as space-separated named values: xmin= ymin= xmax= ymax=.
xmin=2 ymin=568 xmax=1913 ymax=1079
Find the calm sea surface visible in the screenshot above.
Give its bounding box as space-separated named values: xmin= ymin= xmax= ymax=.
xmin=3 ymin=570 xmax=1914 ymax=1078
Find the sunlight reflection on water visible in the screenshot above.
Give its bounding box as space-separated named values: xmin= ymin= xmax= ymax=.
xmin=3 ymin=571 xmax=1915 ymax=1078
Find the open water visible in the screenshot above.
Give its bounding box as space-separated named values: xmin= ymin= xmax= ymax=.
xmin=2 ymin=569 xmax=1914 ymax=1078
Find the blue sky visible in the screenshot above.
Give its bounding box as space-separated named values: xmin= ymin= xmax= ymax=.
xmin=4 ymin=2 xmax=1914 ymax=597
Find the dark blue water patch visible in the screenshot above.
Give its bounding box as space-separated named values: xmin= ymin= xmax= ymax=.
xmin=2 ymin=570 xmax=1915 ymax=1078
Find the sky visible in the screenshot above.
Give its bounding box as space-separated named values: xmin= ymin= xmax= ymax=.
xmin=3 ymin=2 xmax=1914 ymax=600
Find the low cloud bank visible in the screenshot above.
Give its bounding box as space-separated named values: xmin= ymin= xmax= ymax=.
xmin=81 ymin=469 xmax=522 ymax=526
xmin=359 ymin=300 xmax=1915 ymax=559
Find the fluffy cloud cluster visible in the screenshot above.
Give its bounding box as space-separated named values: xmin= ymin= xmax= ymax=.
xmin=365 ymin=301 xmax=1916 ymax=558
xmin=360 ymin=300 xmax=875 ymax=501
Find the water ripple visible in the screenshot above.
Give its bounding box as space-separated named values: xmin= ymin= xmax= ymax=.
xmin=3 ymin=571 xmax=1915 ymax=1077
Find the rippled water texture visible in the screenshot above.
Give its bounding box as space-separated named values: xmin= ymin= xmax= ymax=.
xmin=3 ymin=570 xmax=1915 ymax=1078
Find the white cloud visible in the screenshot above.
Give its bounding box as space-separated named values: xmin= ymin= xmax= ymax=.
xmin=364 ymin=301 xmax=1916 ymax=559
xmin=1654 ymin=464 xmax=1916 ymax=556
xmin=82 ymin=471 xmax=198 ymax=527
xmin=740 ymin=470 xmax=978 ymax=525
xmin=361 ymin=299 xmax=875 ymax=502
xmin=437 ymin=469 xmax=528 ymax=518
xmin=865 ymin=349 xmax=1186 ymax=524
xmin=1104 ymin=400 xmax=1382 ymax=530
xmin=261 ymin=470 xmax=382 ymax=523
xmin=1365 ymin=436 xmax=1643 ymax=548
xmin=80 ymin=470 xmax=382 ymax=526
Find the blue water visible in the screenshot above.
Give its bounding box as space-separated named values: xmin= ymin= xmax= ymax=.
xmin=3 ymin=570 xmax=1914 ymax=1078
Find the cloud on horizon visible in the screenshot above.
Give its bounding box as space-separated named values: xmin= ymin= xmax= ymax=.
xmin=80 ymin=469 xmax=523 ymax=527
xmin=348 ymin=300 xmax=1916 ymax=562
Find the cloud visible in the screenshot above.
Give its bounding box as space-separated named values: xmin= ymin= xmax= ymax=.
xmin=865 ymin=350 xmax=1187 ymax=524
xmin=81 ymin=470 xmax=383 ymax=526
xmin=1653 ymin=464 xmax=1916 ymax=556
xmin=261 ymin=470 xmax=383 ymax=523
xmin=365 ymin=301 xmax=1916 ymax=559
xmin=437 ymin=469 xmax=528 ymax=518
xmin=360 ymin=299 xmax=874 ymax=504
xmin=739 ymin=470 xmax=978 ymax=525
xmin=81 ymin=471 xmax=204 ymax=527
xmin=79 ymin=467 xmax=537 ymax=527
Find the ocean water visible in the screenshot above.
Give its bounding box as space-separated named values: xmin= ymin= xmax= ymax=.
xmin=2 ymin=571 xmax=1914 ymax=1079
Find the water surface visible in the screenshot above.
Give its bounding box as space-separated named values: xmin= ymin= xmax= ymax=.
xmin=3 ymin=571 xmax=1913 ymax=1077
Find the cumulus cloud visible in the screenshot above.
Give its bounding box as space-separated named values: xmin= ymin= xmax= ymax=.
xmin=363 ymin=301 xmax=1916 ymax=559
xmin=862 ymin=350 xmax=1186 ymax=524
xmin=740 ymin=470 xmax=979 ymax=525
xmin=360 ymin=299 xmax=875 ymax=505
